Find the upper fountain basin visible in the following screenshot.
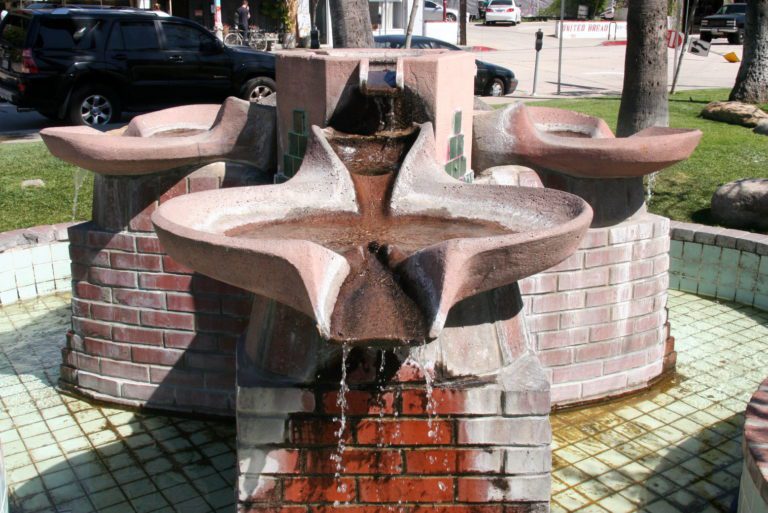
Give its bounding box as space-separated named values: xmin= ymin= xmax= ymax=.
xmin=152 ymin=122 xmax=593 ymax=345
xmin=474 ymin=102 xmax=703 ymax=178
xmin=39 ymin=97 xmax=275 ymax=175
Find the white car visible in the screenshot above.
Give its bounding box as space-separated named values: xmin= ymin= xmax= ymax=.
xmin=484 ymin=0 xmax=522 ymax=25
xmin=423 ymin=0 xmax=462 ymax=22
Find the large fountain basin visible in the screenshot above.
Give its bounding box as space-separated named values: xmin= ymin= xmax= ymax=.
xmin=473 ymin=102 xmax=703 ymax=177
xmin=153 ymin=122 xmax=592 ymax=345
xmin=40 ymin=97 xmax=275 ymax=175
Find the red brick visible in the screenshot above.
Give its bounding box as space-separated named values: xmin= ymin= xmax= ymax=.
xmin=69 ymin=246 xmax=110 ymax=266
xmin=150 ymin=367 xmax=204 ymax=386
xmin=283 ymin=477 xmax=355 ymax=503
xmin=90 ymin=267 xmax=137 ymax=288
xmin=166 ymin=293 xmax=220 ymax=314
xmin=91 ymin=304 xmax=140 ymax=325
xmin=159 ymin=179 xmax=188 ymax=203
xmin=73 ymin=318 xmax=113 ymax=339
xmin=589 ymin=320 xmax=633 ymax=342
xmin=164 ymin=331 xmax=218 ymax=351
xmin=400 ymin=388 xmax=501 ymax=415
xmin=74 ymin=282 xmax=112 ymax=302
xmin=101 ymin=359 xmax=150 ymax=381
xmin=537 ymin=348 xmax=573 ymax=367
xmin=196 ymin=314 xmax=248 ymax=335
xmin=559 ymin=306 xmax=611 ymax=329
xmin=139 ymin=273 xmax=193 ymax=291
xmin=113 ymin=289 xmax=166 ymax=310
xmin=111 ymin=253 xmax=162 ymax=271
xmin=189 ymin=175 xmax=219 ymax=192
xmin=71 ymin=298 xmax=91 ymax=317
xmin=186 ymin=352 xmax=234 ymax=371
xmin=289 ymin=419 xmax=352 ymax=445
xmin=78 ymin=372 xmax=119 ymax=396
xmin=132 ymin=346 xmax=184 ymax=366
xmin=136 ymin=236 xmax=164 ymax=254
xmin=176 ymin=389 xmax=231 ymax=410
xmin=311 ymin=508 xmax=405 ymax=513
xmin=304 ymin=448 xmax=402 ymax=475
xmin=141 ymin=310 xmax=195 ymax=330
xmin=86 ymin=231 xmax=135 ymax=252
xmin=204 ymin=371 xmax=235 ymax=388
xmin=412 ymin=507 xmax=504 ymax=513
xmin=113 ymin=325 xmax=163 ymax=346
xmin=162 ymin=255 xmax=194 ymax=274
xmin=122 ymin=382 xmax=174 ymax=404
xmin=241 ymin=449 xmax=301 ymax=475
xmin=243 ymin=508 xmax=307 ymax=513
xmin=356 ymin=419 xmax=452 ymax=445
xmin=620 ymin=330 xmax=661 ymax=353
xmin=76 ymin=353 xmax=101 ymax=373
xmin=603 ymin=352 xmax=647 ymax=374
xmin=537 ymin=327 xmax=589 ymax=350
xmin=128 ymin=203 xmax=157 ymax=233
xmin=574 ymin=341 xmax=620 ymax=362
xmin=358 ymin=477 xmax=453 ymax=503
xmin=192 ymin=276 xmax=245 ymax=295
xmin=322 ymin=390 xmax=395 ymax=415
xmin=84 ymin=338 xmax=131 ymax=360
xmin=70 ymin=263 xmax=88 ymax=281
xmin=552 ymin=361 xmax=602 ymax=384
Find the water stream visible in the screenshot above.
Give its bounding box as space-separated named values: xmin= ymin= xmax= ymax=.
xmin=71 ymin=167 xmax=89 ymax=221
xmin=331 ymin=343 xmax=350 ymax=503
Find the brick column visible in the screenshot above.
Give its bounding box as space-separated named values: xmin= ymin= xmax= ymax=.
xmin=237 ymin=286 xmax=552 ymax=512
xmin=60 ymin=162 xmax=269 ymax=416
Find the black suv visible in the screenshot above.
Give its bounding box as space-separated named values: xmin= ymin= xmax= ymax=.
xmin=700 ymin=3 xmax=746 ymax=44
xmin=0 ymin=7 xmax=275 ymax=126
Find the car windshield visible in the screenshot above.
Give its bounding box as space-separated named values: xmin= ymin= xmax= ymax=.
xmin=489 ymin=0 xmax=513 ymax=5
xmin=716 ymin=4 xmax=746 ymax=14
xmin=0 ymin=14 xmax=29 ymax=47
xmin=34 ymin=17 xmax=103 ymax=50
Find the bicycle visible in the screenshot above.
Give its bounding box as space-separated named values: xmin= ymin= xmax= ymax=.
xmin=224 ymin=27 xmax=277 ymax=50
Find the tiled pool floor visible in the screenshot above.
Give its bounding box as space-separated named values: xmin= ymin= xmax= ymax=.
xmin=1 ymin=291 xmax=766 ymax=512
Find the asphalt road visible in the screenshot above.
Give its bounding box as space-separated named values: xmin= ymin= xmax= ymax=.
xmin=0 ymin=20 xmax=745 ymax=138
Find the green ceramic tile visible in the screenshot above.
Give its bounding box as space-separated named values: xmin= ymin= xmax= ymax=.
xmin=682 ymin=242 xmax=702 ymax=262
xmin=721 ymin=248 xmax=740 ymax=268
xmin=453 ymin=110 xmax=462 ymax=135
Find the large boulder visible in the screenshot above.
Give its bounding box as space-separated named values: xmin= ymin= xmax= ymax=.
xmin=755 ymin=121 xmax=768 ymax=136
xmin=711 ymin=178 xmax=768 ymax=230
xmin=701 ymin=101 xmax=768 ymax=128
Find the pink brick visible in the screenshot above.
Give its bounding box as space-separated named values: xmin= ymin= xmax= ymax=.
xmin=113 ymin=289 xmax=166 ymax=310
xmin=110 ymin=253 xmax=163 ymax=271
xmin=580 ymin=229 xmax=608 ymax=249
xmin=630 ymin=260 xmax=656 ymax=281
xmin=519 ymin=274 xmax=558 ymax=295
xmin=590 ymin=320 xmax=633 ymax=342
xmin=141 ymin=310 xmax=195 ymax=330
xmin=526 ymin=313 xmax=559 ymax=332
xmin=603 ymin=352 xmax=647 ymax=374
xmin=84 ymin=338 xmax=131 ymax=360
xmin=626 ymin=361 xmax=663 ymax=386
xmin=538 ymin=348 xmax=573 ymax=367
xmin=132 ymin=346 xmax=185 ymax=366
xmin=89 ymin=267 xmax=137 ymax=288
xmin=652 ymin=253 xmax=670 ymax=275
xmin=557 ymin=268 xmax=609 ymax=291
xmin=552 ymin=361 xmax=602 ymax=384
xmin=611 ymin=297 xmax=655 ymax=320
xmin=78 ymin=372 xmax=119 ymax=396
xmin=551 ymin=382 xmax=581 ymax=403
xmin=620 ymin=329 xmax=662 ymax=353
xmin=582 ymin=373 xmax=628 ymax=398
xmin=113 ymin=325 xmax=164 ymax=346
xmin=101 ymin=359 xmax=150 ymax=381
xmin=537 ymin=327 xmax=589 ymax=350
xmin=159 ymin=179 xmax=188 ymax=203
xmin=633 ymin=237 xmax=669 ymax=260
xmin=574 ymin=340 xmax=620 ymax=362
xmin=164 ymin=330 xmax=219 ymax=351
xmin=560 ymin=306 xmax=611 ymax=329
xmin=189 ymin=175 xmax=220 ymax=192
xmin=532 ymin=291 xmax=585 ymax=314
xmin=139 ymin=273 xmax=193 ymax=292
xmin=91 ymin=304 xmax=140 ymax=325
xmin=585 ymin=284 xmax=633 ymax=307
xmin=608 ymin=221 xmax=654 ymax=245
xmin=86 ymin=232 xmax=135 ymax=252
xmin=585 ymin=245 xmax=632 ymax=268
xmin=548 ymin=252 xmax=583 ymax=272
xmin=634 ymin=311 xmax=666 ymax=332
xmin=634 ymin=276 xmax=668 ymax=299
xmin=136 ymin=236 xmax=163 ymax=254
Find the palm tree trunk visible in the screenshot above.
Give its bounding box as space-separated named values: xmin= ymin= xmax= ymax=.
xmin=616 ymin=0 xmax=669 ymax=136
xmin=730 ymin=0 xmax=768 ymax=104
xmin=329 ymin=0 xmax=374 ymax=48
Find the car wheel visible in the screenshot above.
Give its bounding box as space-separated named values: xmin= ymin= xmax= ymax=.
xmin=728 ymin=30 xmax=744 ymax=44
xmin=486 ymin=77 xmax=505 ymax=97
xmin=446 ymin=13 xmax=457 ymax=21
xmin=68 ymin=85 xmax=120 ymax=127
xmin=510 ymin=21 xmax=517 ymax=26
xmin=700 ymin=32 xmax=712 ymax=42
xmin=241 ymin=77 xmax=276 ymax=102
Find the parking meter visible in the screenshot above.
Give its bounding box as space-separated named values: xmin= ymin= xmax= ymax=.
xmin=532 ymin=29 xmax=543 ymax=95
xmin=535 ymin=29 xmax=543 ymax=51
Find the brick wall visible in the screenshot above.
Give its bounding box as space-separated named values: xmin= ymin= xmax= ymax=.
xmin=521 ymin=214 xmax=673 ymax=407
xmin=739 ymin=378 xmax=768 ymax=513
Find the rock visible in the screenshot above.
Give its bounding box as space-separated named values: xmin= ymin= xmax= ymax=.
xmin=755 ymin=121 xmax=768 ymax=136
xmin=475 ymin=165 xmax=543 ymax=187
xmin=20 ymin=179 xmax=45 ymax=188
xmin=473 ymin=97 xmax=494 ymax=111
xmin=711 ymin=178 xmax=768 ymax=231
xmin=701 ymin=101 xmax=768 ymax=128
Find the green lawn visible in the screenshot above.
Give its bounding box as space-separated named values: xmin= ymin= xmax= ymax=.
xmin=531 ymin=88 xmax=768 ymax=227
xmin=0 ymin=142 xmax=93 ymax=232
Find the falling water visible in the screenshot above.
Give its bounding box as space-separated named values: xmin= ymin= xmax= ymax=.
xmin=376 ymin=349 xmax=387 ymax=448
xmin=411 ymin=351 xmax=438 ymax=442
xmin=71 ymin=168 xmax=88 ymax=221
xmin=646 ymin=171 xmax=658 ymax=204
xmin=331 ymin=343 xmax=350 ymax=504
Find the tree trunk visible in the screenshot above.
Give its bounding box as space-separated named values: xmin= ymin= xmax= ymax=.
xmin=460 ymin=0 xmax=467 ymax=45
xmin=616 ymin=0 xmax=669 ymax=136
xmin=329 ymin=0 xmax=374 ymax=48
xmin=730 ymin=0 xmax=768 ymax=104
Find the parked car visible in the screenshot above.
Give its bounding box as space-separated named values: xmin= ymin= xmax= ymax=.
xmin=0 ymin=7 xmax=275 ymax=126
xmin=483 ymin=0 xmax=521 ymax=25
xmin=373 ymin=35 xmax=518 ymax=97
xmin=423 ymin=0 xmax=461 ymax=22
xmin=700 ymin=3 xmax=746 ymax=44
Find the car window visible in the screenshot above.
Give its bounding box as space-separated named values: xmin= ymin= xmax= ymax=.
xmin=33 ymin=17 xmax=102 ymax=50
xmin=0 ymin=14 xmax=29 ymax=48
xmin=424 ymin=1 xmax=437 ymax=8
xmin=119 ymin=21 xmax=159 ymax=51
xmin=489 ymin=0 xmax=513 ymax=5
xmin=162 ymin=22 xmax=209 ymax=51
xmin=717 ymin=4 xmax=746 ymax=14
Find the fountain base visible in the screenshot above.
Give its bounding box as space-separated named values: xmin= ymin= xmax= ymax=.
xmin=237 ymin=285 xmax=552 ymax=510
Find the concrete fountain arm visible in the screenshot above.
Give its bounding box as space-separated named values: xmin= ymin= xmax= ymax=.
xmin=472 ymin=102 xmax=702 ymax=177
xmin=40 ymin=97 xmax=276 ymax=175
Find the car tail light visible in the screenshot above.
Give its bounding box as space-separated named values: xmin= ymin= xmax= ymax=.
xmin=506 ymin=7 xmax=514 ymax=11
xmin=21 ymin=49 xmax=39 ymax=74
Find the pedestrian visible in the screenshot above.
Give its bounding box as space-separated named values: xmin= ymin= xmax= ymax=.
xmin=236 ymin=0 xmax=250 ymax=38
xmin=152 ymin=2 xmax=162 ymax=11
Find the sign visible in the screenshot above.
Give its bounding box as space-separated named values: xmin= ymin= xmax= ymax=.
xmin=667 ymin=30 xmax=683 ymax=49
xmin=555 ymin=21 xmax=627 ymax=39
xmin=689 ymin=38 xmax=711 ymax=57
